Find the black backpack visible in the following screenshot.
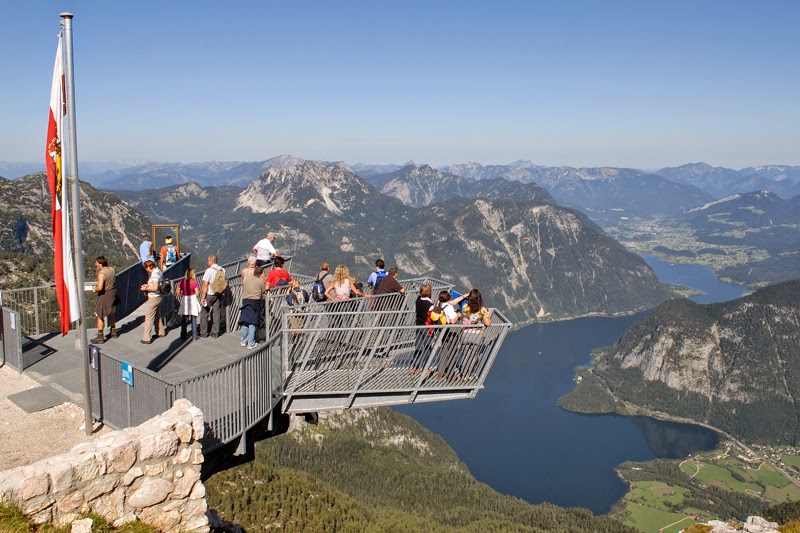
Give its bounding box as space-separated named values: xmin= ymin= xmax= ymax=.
xmin=311 ymin=271 xmax=330 ymax=302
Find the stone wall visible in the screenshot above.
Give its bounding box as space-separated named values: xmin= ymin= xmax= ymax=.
xmin=0 ymin=398 xmax=209 ymax=532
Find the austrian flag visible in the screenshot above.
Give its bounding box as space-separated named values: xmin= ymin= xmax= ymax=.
xmin=46 ymin=34 xmax=80 ymax=335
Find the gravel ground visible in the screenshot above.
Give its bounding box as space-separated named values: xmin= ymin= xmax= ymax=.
xmin=0 ymin=365 xmax=109 ymax=472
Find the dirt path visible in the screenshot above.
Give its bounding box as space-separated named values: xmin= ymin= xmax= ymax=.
xmin=0 ymin=365 xmax=109 ymax=472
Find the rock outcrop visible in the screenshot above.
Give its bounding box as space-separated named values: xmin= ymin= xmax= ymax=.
xmin=0 ymin=399 xmax=208 ymax=532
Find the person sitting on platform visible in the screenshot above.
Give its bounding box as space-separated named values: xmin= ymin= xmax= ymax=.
xmin=264 ymin=256 xmax=292 ymax=290
xmin=239 ymin=266 xmax=265 ymax=349
xmin=140 ymin=260 xmax=165 ymax=344
xmin=91 ymin=256 xmax=117 ymax=344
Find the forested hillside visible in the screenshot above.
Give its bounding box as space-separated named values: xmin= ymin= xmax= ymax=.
xmin=205 ymin=408 xmax=635 ymax=532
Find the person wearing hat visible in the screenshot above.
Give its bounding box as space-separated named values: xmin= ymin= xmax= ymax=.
xmin=252 ymin=231 xmax=280 ymax=267
xmin=159 ymin=235 xmax=180 ymax=270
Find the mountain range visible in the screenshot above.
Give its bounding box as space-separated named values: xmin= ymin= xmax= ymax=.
xmin=561 ymin=279 xmax=800 ymax=445
xmin=112 ymin=159 xmax=671 ymax=323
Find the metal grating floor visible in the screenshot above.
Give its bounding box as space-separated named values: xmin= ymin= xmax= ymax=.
xmin=7 ymin=385 xmax=68 ymax=414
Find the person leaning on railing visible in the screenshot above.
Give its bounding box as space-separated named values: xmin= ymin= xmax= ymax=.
xmin=324 ymin=265 xmax=372 ymax=301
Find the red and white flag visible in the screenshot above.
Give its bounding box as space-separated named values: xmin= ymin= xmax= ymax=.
xmin=46 ymin=34 xmax=80 ymax=335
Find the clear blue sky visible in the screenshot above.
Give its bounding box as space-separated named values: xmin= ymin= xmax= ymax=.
xmin=2 ymin=1 xmax=798 ymax=169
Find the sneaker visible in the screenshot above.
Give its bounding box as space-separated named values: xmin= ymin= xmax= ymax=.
xmin=108 ymin=329 xmax=119 ymax=339
xmin=140 ymin=339 xmax=153 ymax=345
xmin=247 ymin=344 xmax=257 ymax=350
xmin=90 ymin=335 xmax=105 ymax=344
xmin=240 ymin=341 xmax=247 ymax=347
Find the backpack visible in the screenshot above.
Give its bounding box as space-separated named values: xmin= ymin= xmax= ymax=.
xmin=210 ymin=267 xmax=227 ymax=294
xmin=158 ymin=277 xmax=171 ymax=295
xmin=311 ymin=271 xmax=330 ymax=302
xmin=429 ymin=304 xmax=448 ymax=326
xmin=165 ymin=244 xmax=177 ymax=265
xmin=373 ymin=270 xmax=388 ymax=292
xmin=287 ymin=287 xmax=307 ymax=307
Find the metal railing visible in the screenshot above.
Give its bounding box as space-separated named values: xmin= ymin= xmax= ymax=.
xmin=90 ymin=331 xmax=284 ymax=454
xmin=12 ymin=262 xmax=510 ymax=455
xmin=279 ymin=297 xmax=511 ymax=412
xmin=1 ymin=307 xmax=23 ymax=370
xmin=0 ymin=255 xmax=190 ymax=337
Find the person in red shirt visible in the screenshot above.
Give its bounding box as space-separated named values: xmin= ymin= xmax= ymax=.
xmin=265 ymin=256 xmax=292 ymax=290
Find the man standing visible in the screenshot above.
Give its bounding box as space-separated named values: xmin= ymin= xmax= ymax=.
xmin=90 ymin=256 xmax=118 ymax=344
xmin=264 ymin=256 xmax=292 ymax=290
xmin=374 ymin=266 xmax=405 ymax=296
xmin=241 ymin=255 xmax=257 ymax=278
xmin=366 ymin=258 xmax=387 ymax=293
xmin=139 ymin=234 xmax=154 ymax=263
xmin=199 ymin=255 xmax=224 ymax=338
xmin=159 ymin=235 xmax=180 ymax=270
xmin=252 ymin=231 xmax=279 ymax=267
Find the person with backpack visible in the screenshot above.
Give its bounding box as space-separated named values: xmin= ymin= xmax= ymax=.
xmin=199 ymin=254 xmax=225 ymax=338
xmin=366 ymin=258 xmax=387 ymax=294
xmin=159 ymin=235 xmax=180 ymax=270
xmin=311 ymin=261 xmax=333 ymax=302
xmin=374 ymin=266 xmax=405 ymax=296
xmin=264 ymin=256 xmax=292 ymax=290
xmin=139 ymin=260 xmax=165 ymax=344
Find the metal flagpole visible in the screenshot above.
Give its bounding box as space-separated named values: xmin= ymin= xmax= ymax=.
xmin=61 ymin=12 xmax=93 ymax=436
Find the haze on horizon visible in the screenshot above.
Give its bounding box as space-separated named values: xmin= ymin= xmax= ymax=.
xmin=2 ymin=1 xmax=798 ymax=170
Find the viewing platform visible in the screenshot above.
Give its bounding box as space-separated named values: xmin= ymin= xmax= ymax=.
xmin=0 ymin=255 xmax=512 ymax=454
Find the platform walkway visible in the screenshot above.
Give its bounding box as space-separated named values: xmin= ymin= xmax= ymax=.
xmin=1 ymin=258 xmax=512 ymax=454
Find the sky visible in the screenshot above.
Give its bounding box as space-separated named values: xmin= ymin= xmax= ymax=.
xmin=1 ymin=1 xmax=799 ymax=170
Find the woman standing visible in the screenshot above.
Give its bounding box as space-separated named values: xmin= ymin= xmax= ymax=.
xmin=324 ymin=265 xmax=371 ymax=301
xmin=176 ymin=267 xmax=201 ymax=341
xmin=140 ymin=260 xmax=164 ymax=344
xmin=459 ymin=288 xmax=492 ymax=380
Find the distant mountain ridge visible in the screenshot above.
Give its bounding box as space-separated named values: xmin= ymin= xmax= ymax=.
xmin=657 ymin=162 xmax=800 ymax=199
xmin=116 ymin=159 xmax=671 ymax=323
xmin=362 ymin=163 xmax=554 ymax=207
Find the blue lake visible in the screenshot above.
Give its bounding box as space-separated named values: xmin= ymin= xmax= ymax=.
xmin=396 ymin=256 xmax=747 ymax=514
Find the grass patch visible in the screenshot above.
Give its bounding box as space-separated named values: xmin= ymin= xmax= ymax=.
xmin=693 ymin=463 xmax=761 ymax=493
xmin=0 ymin=504 xmax=157 ymax=533
xmin=755 ymin=464 xmax=790 ymax=489
xmin=620 ymin=502 xmax=698 ymax=533
xmin=782 ymin=454 xmax=800 ymax=469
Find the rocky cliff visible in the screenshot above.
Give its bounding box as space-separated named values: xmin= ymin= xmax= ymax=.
xmin=586 ymin=280 xmax=800 ymax=444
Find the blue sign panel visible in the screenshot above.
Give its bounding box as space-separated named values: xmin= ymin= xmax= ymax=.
xmin=121 ymin=361 xmax=134 ymax=387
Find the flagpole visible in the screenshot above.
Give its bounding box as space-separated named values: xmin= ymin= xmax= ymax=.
xmin=61 ymin=12 xmax=93 ymax=436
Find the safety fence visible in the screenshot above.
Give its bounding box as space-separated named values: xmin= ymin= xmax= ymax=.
xmin=1 ymin=307 xmax=23 ymax=370
xmin=89 ymin=331 xmax=283 ymax=454
xmin=280 ymin=298 xmax=511 ymax=413
xmin=0 ymin=255 xmax=191 ymax=337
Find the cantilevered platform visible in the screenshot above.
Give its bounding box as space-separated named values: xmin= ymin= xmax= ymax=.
xmin=1 ymin=256 xmax=511 ymax=453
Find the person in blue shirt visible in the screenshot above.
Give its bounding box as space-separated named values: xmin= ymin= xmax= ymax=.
xmin=139 ymin=234 xmax=154 ymax=263
xmin=366 ymin=258 xmax=386 ymax=292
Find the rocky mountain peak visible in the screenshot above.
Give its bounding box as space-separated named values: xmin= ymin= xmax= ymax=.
xmin=235 ymin=160 xmax=372 ymax=215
